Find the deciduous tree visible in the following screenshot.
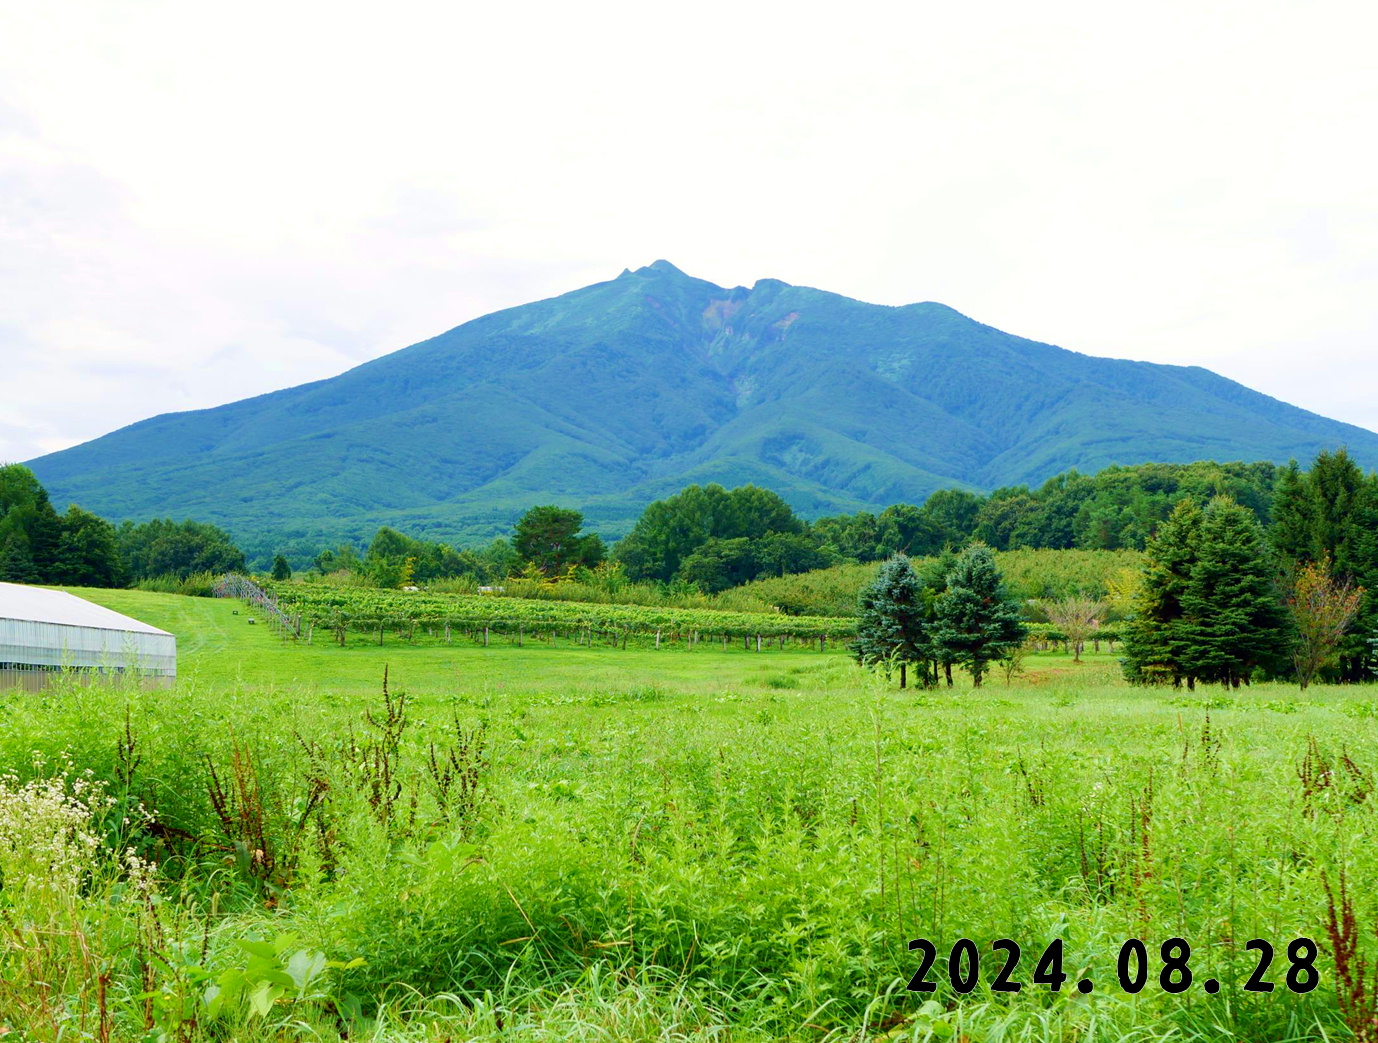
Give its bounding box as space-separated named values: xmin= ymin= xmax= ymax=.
xmin=1042 ymin=594 xmax=1107 ymax=662
xmin=1287 ymin=557 xmax=1364 ymax=690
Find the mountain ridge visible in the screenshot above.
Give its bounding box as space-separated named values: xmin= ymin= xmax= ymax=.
xmin=27 ymin=261 xmax=1378 ymax=563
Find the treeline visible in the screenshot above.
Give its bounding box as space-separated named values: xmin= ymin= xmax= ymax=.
xmin=1123 ymin=450 xmax=1377 ymax=686
xmin=607 ymin=461 xmax=1277 ymax=593
xmin=0 ymin=464 xmax=245 ymax=588
xmin=316 ymin=457 xmax=1350 ymax=605
xmin=312 ymin=528 xmax=517 ymax=588
xmin=814 ymin=460 xmax=1277 ymax=559
xmin=308 ymin=506 xmax=604 ymax=588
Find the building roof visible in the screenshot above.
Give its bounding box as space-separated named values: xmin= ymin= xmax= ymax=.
xmin=0 ymin=582 xmax=173 ymax=637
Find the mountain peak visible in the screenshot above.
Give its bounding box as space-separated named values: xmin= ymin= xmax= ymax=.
xmin=25 ymin=263 xmax=1378 ymax=564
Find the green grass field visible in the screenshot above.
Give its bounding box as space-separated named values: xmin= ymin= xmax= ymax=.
xmin=3 ymin=587 xmax=1377 ymax=1041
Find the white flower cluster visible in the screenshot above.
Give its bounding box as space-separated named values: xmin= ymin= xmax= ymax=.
xmin=0 ymin=768 xmax=109 ymax=900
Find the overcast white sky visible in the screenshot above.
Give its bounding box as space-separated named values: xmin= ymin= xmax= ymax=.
xmin=2 ymin=0 xmax=1376 ymax=463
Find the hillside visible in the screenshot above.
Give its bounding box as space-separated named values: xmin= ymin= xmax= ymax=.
xmin=27 ymin=261 xmax=1378 ymax=562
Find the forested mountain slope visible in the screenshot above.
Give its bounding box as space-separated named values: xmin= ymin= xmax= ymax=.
xmin=27 ymin=260 xmax=1378 ymax=561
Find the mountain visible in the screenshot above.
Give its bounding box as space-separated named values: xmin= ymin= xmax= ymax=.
xmin=27 ymin=260 xmax=1378 ymax=564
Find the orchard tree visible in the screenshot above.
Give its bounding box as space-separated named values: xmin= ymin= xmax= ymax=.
xmin=513 ymin=505 xmax=605 ymax=577
xmin=853 ymin=554 xmax=930 ymax=688
xmin=1043 ymin=594 xmax=1107 ymax=663
xmin=932 ymin=544 xmax=1027 ymax=688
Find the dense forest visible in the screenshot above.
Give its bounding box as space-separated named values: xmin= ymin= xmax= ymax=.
xmin=605 ymin=460 xmax=1279 ymax=593
xmin=0 ymin=464 xmax=245 ymax=588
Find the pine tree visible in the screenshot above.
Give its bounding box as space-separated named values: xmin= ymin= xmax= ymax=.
xmin=1311 ymin=450 xmax=1366 ymax=578
xmin=1122 ymin=498 xmax=1203 ymax=686
xmin=1180 ymin=497 xmax=1289 ymax=687
xmin=931 ymin=544 xmax=1026 ymax=688
xmin=852 ymin=554 xmax=929 ymax=688
xmin=1269 ymin=459 xmax=1315 ymax=561
xmin=917 ymin=551 xmax=956 ymax=686
xmin=0 ymin=531 xmax=38 ymax=583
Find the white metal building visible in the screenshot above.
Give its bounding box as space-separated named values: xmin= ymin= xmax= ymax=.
xmin=0 ymin=581 xmax=176 ymax=691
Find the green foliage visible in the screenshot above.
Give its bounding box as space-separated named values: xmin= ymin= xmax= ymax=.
xmin=135 ymin=570 xmax=220 ymax=597
xmin=0 ymin=463 xmax=125 ymax=586
xmin=270 ymin=554 xmax=292 ymax=581
xmin=1122 ymin=498 xmax=1204 ymax=686
xmin=817 ymin=460 xmax=1283 ymax=560
xmin=729 ymin=548 xmax=1143 ymax=617
xmin=931 ymin=544 xmax=1028 ymax=687
xmin=117 ymin=517 xmax=246 ymax=582
xmin=1261 ymin=450 xmax=1378 ymax=680
xmin=852 ymin=555 xmax=930 ymax=686
xmin=614 ymin=483 xmax=807 ymax=584
xmin=1270 ymin=459 xmax=1315 ymax=560
xmin=1124 ymin=497 xmax=1290 ymax=687
xmin=1180 ymin=497 xmax=1290 ymax=684
xmin=344 ymin=527 xmax=511 ymax=587
xmin=0 ymin=463 xmax=61 ymax=583
xmin=513 ymin=505 xmax=604 ymax=577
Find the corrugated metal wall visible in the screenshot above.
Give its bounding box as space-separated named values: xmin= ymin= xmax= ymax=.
xmin=0 ymin=619 xmax=176 ymax=676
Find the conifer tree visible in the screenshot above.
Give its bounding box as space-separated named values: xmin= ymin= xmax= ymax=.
xmin=931 ymin=544 xmax=1026 ymax=687
xmin=852 ymin=554 xmax=929 ymax=688
xmin=1269 ymin=459 xmax=1315 ymax=560
xmin=271 ymin=554 xmax=292 ymax=581
xmin=1311 ymin=450 xmax=1367 ymax=579
xmin=1122 ymin=498 xmax=1203 ymax=686
xmin=1180 ymin=497 xmax=1289 ymax=687
xmin=917 ymin=551 xmax=957 ymax=686
xmin=0 ymin=531 xmax=38 ymax=584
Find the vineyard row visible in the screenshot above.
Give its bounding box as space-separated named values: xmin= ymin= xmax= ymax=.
xmin=217 ymin=576 xmax=1122 ymax=652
